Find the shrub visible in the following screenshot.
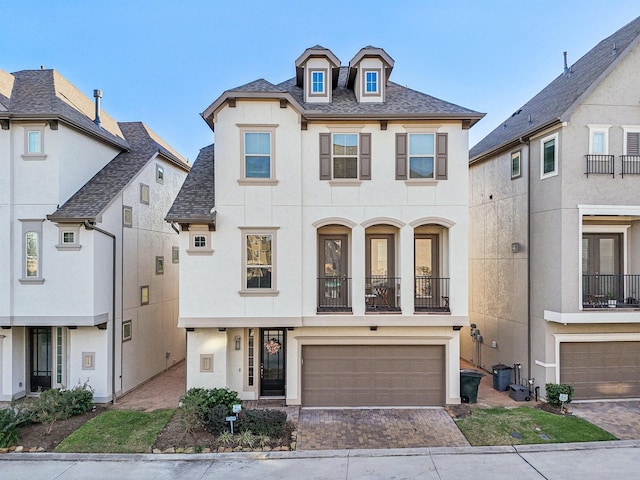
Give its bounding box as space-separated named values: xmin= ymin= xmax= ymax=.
xmin=179 ymin=388 xmax=240 ymax=432
xmin=0 ymin=408 xmax=24 ymax=448
xmin=25 ymin=382 xmax=94 ymax=434
xmin=237 ymin=409 xmax=287 ymax=438
xmin=204 ymin=405 xmax=230 ymax=435
xmin=545 ymin=383 xmax=574 ymax=407
xmin=64 ymin=381 xmax=95 ymax=416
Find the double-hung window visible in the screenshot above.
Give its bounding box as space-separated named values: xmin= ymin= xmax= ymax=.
xmin=511 ymin=150 xmax=522 ymax=179
xmin=409 ymin=133 xmax=435 ymax=179
xmin=395 ymin=132 xmax=447 ymax=181
xmin=332 ymin=133 xmax=358 ymax=179
xmin=244 ymin=132 xmax=271 ymax=179
xmin=22 ymin=126 xmax=46 ymax=160
xmin=241 ymin=228 xmax=278 ymax=294
xmin=541 ymin=133 xmax=558 ymax=178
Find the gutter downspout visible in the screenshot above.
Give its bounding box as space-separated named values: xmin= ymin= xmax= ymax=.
xmin=84 ymin=220 xmax=117 ymax=405
xmin=519 ymin=136 xmax=533 ymax=384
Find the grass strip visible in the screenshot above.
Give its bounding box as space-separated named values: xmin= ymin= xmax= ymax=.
xmin=456 ymin=407 xmax=617 ymax=446
xmin=55 ymin=409 xmax=174 ymax=453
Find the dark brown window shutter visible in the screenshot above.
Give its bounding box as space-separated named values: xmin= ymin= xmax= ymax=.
xmin=359 ymin=133 xmax=371 ymax=180
xmin=319 ymin=133 xmax=331 ymax=180
xmin=395 ymin=133 xmax=407 ymax=180
xmin=627 ymin=132 xmax=640 ymax=156
xmin=436 ymin=133 xmax=448 ymax=180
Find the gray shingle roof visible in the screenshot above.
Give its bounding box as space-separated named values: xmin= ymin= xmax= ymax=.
xmin=470 ymin=16 xmax=640 ymax=161
xmin=4 ymin=69 xmax=128 ymax=149
xmin=165 ymin=144 xmax=215 ymax=224
xmin=48 ymin=122 xmax=189 ymax=222
xmin=229 ymin=79 xmax=282 ymax=93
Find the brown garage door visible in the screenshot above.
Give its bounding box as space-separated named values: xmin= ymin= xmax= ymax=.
xmin=560 ymin=342 xmax=640 ymax=400
xmin=301 ymin=345 xmax=445 ymax=407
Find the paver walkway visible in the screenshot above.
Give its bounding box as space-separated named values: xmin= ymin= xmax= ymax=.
xmin=571 ymin=401 xmax=640 ymax=440
xmin=112 ymin=360 xmax=186 ymax=411
xmin=296 ymin=408 xmax=469 ymax=450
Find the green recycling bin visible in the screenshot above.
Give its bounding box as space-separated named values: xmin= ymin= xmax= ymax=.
xmin=460 ymin=369 xmax=485 ymax=403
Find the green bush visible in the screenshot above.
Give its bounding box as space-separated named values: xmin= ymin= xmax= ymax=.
xmin=237 ymin=409 xmax=287 ymax=437
xmin=64 ymin=382 xmax=95 ymax=416
xmin=179 ymin=388 xmax=240 ymax=432
xmin=26 ymin=382 xmax=94 ymax=434
xmin=204 ymin=405 xmax=230 ymax=435
xmin=545 ymin=383 xmax=574 ymax=407
xmin=0 ymin=408 xmax=23 ymax=448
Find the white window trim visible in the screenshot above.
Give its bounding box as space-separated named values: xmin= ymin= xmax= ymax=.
xmin=123 ymin=206 xmax=133 ymax=228
xmin=122 ymin=320 xmax=132 ymax=342
xmin=362 ymin=69 xmax=381 ymax=96
xmin=587 ymin=124 xmax=611 ymax=155
xmin=511 ymin=150 xmax=522 ymax=179
xmin=22 ymin=125 xmax=47 ymax=160
xmin=239 ymin=226 xmax=279 ymax=296
xmin=309 ymin=69 xmax=327 ymax=97
xmin=155 ymin=256 xmax=164 ymax=275
xmin=140 ymin=285 xmax=150 ymax=305
xmin=140 ymin=183 xmax=150 ymax=205
xmin=156 ymin=164 xmax=165 ymax=184
xmin=622 ymin=125 xmax=640 ymax=155
xmin=55 ymin=224 xmax=81 ymax=251
xmin=19 ymin=219 xmax=44 ymax=284
xmin=187 ymin=230 xmax=213 ymax=255
xmin=238 ymin=125 xmax=278 ymax=184
xmin=540 ymin=133 xmax=559 ymax=179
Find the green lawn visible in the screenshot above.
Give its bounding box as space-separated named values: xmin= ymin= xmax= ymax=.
xmin=456 ymin=407 xmax=617 ymax=446
xmin=55 ymin=409 xmax=174 ymax=453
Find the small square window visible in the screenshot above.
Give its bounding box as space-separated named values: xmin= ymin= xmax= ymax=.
xmin=172 ymin=246 xmax=179 ymax=263
xmin=187 ymin=231 xmax=213 ymax=255
xmin=140 ymin=184 xmax=150 ymax=204
xmin=156 ymin=164 xmax=164 ymax=184
xmin=123 ymin=206 xmax=133 ymax=227
xmin=156 ymin=256 xmax=164 ymax=275
xmin=140 ymin=285 xmax=149 ymax=305
xmin=62 ymin=232 xmax=75 ymax=243
xmin=194 ymin=235 xmax=206 ymax=248
xmin=511 ymin=150 xmax=522 ymax=179
xmin=122 ymin=320 xmax=132 ymax=342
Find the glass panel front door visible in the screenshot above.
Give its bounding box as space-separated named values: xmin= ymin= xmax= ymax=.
xmin=30 ymin=327 xmax=52 ymax=392
xmin=261 ymin=328 xmax=285 ymax=396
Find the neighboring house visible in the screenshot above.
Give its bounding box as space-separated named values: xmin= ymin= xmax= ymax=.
xmin=0 ymin=68 xmax=189 ymax=402
xmin=466 ymin=17 xmax=640 ymax=400
xmin=166 ymin=46 xmax=483 ymax=407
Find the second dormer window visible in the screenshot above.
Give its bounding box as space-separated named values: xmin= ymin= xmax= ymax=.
xmin=312 ymin=71 xmax=324 ymax=94
xmin=365 ymin=71 xmax=378 ymax=94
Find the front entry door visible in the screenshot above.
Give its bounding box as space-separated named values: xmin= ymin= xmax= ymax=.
xmin=260 ymin=328 xmax=285 ymax=396
xmin=29 ymin=327 xmax=52 ymax=392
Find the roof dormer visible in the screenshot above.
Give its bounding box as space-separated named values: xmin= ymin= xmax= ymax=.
xmin=295 ymin=45 xmax=341 ymax=104
xmin=347 ymin=46 xmax=394 ymax=103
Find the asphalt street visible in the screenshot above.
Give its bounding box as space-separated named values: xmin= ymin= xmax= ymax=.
xmin=2 ymin=441 xmax=640 ymax=479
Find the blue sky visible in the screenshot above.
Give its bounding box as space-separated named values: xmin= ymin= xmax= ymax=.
xmin=4 ymin=1 xmax=640 ymax=161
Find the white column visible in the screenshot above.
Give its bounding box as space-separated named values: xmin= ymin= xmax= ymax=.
xmin=351 ymin=225 xmax=366 ymax=315
xmin=400 ymin=225 xmax=414 ymax=314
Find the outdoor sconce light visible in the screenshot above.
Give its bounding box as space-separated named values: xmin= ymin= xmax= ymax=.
xmin=234 ymin=336 xmax=241 ymax=351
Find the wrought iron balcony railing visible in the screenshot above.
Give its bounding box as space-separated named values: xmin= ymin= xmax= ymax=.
xmin=582 ymin=274 xmax=640 ymax=308
xmin=415 ymin=276 xmax=450 ymax=312
xmin=365 ymin=276 xmax=401 ymax=312
xmin=317 ymin=277 xmax=351 ymax=313
xmin=621 ymin=155 xmax=640 ymax=177
xmin=584 ymin=154 xmax=614 ymax=177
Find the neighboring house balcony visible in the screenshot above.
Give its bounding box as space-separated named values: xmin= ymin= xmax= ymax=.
xmin=584 ymin=154 xmax=640 ymax=177
xmin=415 ymin=276 xmax=450 ymax=313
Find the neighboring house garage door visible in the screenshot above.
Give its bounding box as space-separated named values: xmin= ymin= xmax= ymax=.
xmin=301 ymin=345 xmax=445 ymax=407
xmin=560 ymin=342 xmax=640 ymax=400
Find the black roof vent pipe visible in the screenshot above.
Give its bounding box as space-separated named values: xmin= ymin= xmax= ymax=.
xmin=93 ymin=89 xmax=102 ymax=128
xmin=563 ymin=52 xmax=570 ymax=75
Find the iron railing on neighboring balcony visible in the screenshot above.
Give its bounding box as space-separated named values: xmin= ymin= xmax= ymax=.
xmin=584 ymin=154 xmax=614 ymax=177
xmin=317 ymin=277 xmax=351 ymax=313
xmin=582 ymin=274 xmax=640 ymax=308
xmin=365 ymin=276 xmax=401 ymax=312
xmin=621 ymin=155 xmax=640 ymax=177
xmin=415 ymin=277 xmax=450 ymax=312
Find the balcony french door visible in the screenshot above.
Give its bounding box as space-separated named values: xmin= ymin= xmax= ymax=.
xmin=365 ymin=234 xmax=399 ymax=311
xmin=318 ymin=235 xmax=350 ymax=311
xmin=582 ymin=233 xmax=623 ymax=305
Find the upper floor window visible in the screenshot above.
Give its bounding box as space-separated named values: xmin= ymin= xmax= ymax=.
xmin=19 ymin=219 xmax=44 ymax=284
xmin=123 ymin=206 xmax=133 ymax=227
xmin=511 ymin=150 xmax=522 ymax=179
xmin=172 ymin=246 xmax=180 ymax=263
xmin=140 ymin=184 xmax=150 ymax=204
xmin=624 ymin=129 xmax=640 ymax=155
xmin=25 ymin=232 xmax=39 ymax=278
xmin=311 ymin=71 xmax=325 ymax=94
xmin=540 ymin=133 xmax=558 ymax=179
xmin=187 ymin=229 xmax=213 ymax=255
xmin=156 ymin=164 xmax=164 ymax=184
xmin=55 ymin=224 xmax=81 ymax=250
xmin=194 ymin=235 xmax=207 ymax=248
xmin=22 ymin=126 xmax=46 ymax=160
xmin=365 ymin=70 xmax=378 ymax=94
xmin=395 ymin=132 xmax=448 ymax=181
xmin=588 ymin=125 xmax=610 ymax=154
xmin=319 ymin=132 xmax=371 ymax=181
xmin=239 ymin=128 xmax=277 ymax=184
xmin=240 ymin=227 xmax=279 ymax=295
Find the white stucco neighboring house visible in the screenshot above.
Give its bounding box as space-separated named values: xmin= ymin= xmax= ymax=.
xmin=466 ymin=16 xmax=640 ymax=400
xmin=167 ymin=46 xmax=483 ymax=406
xmin=0 ymin=68 xmax=189 ymax=402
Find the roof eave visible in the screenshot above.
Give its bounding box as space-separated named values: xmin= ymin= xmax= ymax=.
xmin=302 ymin=111 xmax=485 ymax=127
xmin=165 ymin=212 xmax=216 ymax=229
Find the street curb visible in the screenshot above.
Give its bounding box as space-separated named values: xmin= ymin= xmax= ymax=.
xmin=1 ymin=440 xmax=639 ymax=462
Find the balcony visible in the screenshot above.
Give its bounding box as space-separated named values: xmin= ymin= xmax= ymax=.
xmin=621 ymin=155 xmax=640 ymax=177
xmin=584 ymin=155 xmax=614 ymax=177
xmin=365 ymin=276 xmax=401 ymax=313
xmin=317 ymin=277 xmax=352 ymax=313
xmin=415 ymin=276 xmax=450 ymax=312
xmin=582 ymin=274 xmax=640 ymax=308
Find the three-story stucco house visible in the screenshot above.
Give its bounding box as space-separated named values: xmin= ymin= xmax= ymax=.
xmin=167 ymin=46 xmax=483 ymax=406
xmin=466 ymin=17 xmax=640 ymax=400
xmin=0 ymin=68 xmax=189 ymax=402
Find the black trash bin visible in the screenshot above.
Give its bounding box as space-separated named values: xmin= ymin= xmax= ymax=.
xmin=460 ymin=369 xmax=484 ymax=403
xmin=492 ymin=364 xmax=513 ymax=391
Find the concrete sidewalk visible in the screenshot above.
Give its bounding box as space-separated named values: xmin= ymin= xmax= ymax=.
xmin=2 ymin=441 xmax=640 ymax=479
